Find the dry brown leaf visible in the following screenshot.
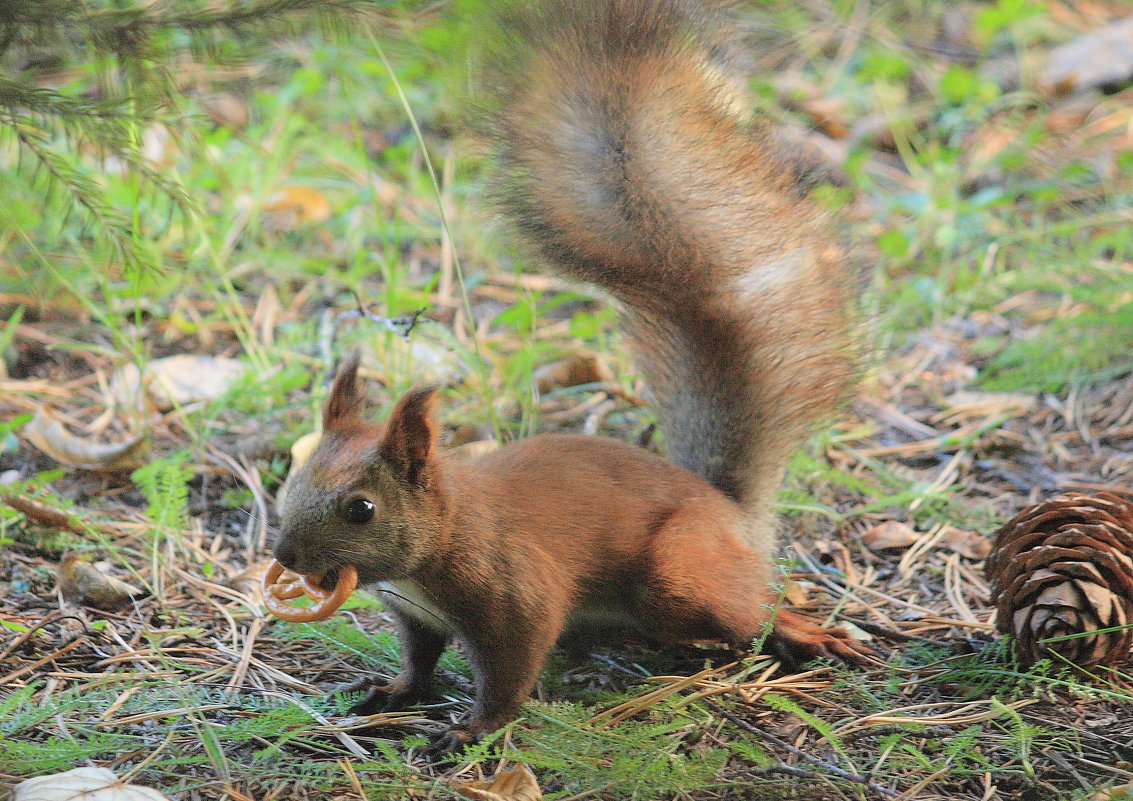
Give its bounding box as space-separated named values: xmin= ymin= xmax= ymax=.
xmin=200 ymin=92 xmax=249 ymax=130
xmin=111 ymin=355 xmax=248 ymax=413
xmin=289 ymin=431 xmax=322 ymax=472
xmin=261 ymin=186 xmax=332 ymax=229
xmin=449 ymin=440 xmax=502 ymax=461
xmin=1 ymin=493 xmax=83 ymax=532
xmin=863 ymin=520 xmax=919 ymax=551
xmin=941 ymin=525 xmax=992 ymax=560
xmin=24 ymin=405 xmax=147 ymax=471
xmin=534 ymin=352 xmax=615 ymax=393
xmin=13 ymin=766 xmax=170 ymax=801
xmin=1041 ymin=16 xmax=1133 ymax=94
xmin=455 ymin=766 xmax=542 ymax=801
xmin=1089 ymin=781 xmax=1133 ymax=800
xmin=59 ymin=555 xmax=144 ymax=611
xmin=781 ymin=579 xmax=811 ymax=606
xmin=801 ymin=97 xmax=851 ymax=139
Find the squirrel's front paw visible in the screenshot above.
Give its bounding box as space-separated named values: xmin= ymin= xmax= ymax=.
xmin=339 ymin=676 xmax=429 ymax=715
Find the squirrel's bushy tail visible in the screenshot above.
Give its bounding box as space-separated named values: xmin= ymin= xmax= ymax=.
xmin=487 ymin=0 xmax=860 ymax=547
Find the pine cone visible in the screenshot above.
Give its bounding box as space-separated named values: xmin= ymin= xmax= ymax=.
xmin=986 ymin=492 xmax=1133 ymax=668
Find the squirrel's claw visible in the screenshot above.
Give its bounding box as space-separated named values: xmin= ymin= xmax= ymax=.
xmin=347 ymin=684 xmax=390 ymax=716
xmin=765 ymin=609 xmax=875 ymax=670
xmin=335 ymin=675 xmax=430 ymax=715
xmin=423 ymin=725 xmax=477 ymax=759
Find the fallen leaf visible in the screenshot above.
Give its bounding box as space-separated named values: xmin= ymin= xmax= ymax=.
xmin=781 ymin=579 xmax=811 ymax=606
xmin=261 ymin=186 xmax=332 ymax=229
xmin=534 ymin=352 xmax=615 ymax=393
xmin=24 ymin=405 xmax=147 ymax=471
xmin=801 ymin=97 xmax=851 ymax=139
xmin=455 ymin=766 xmax=542 ymax=801
xmin=111 ymin=355 xmax=248 ymax=413
xmin=345 ymin=338 xmax=462 ymax=387
xmin=1041 ymin=16 xmax=1133 ymax=94
xmin=862 ymin=520 xmax=919 ymax=551
xmin=835 ymin=620 xmax=873 ymax=644
xmin=448 ymin=440 xmax=501 ymax=460
xmin=1089 ymin=781 xmax=1133 ymax=800
xmin=1 ymin=493 xmax=82 ymax=532
xmin=941 ymin=525 xmax=992 ymax=560
xmin=59 ymin=555 xmax=145 ymax=611
xmin=448 ymin=423 xmax=494 ymax=448
xmin=200 ymin=92 xmax=249 ymax=130
xmin=289 ymin=431 xmax=322 ymax=472
xmin=13 ymin=766 xmax=170 ymax=801
xmin=382 ymin=338 xmax=463 ymax=386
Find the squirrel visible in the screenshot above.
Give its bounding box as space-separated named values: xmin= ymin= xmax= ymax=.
xmin=272 ymin=0 xmax=867 ymax=753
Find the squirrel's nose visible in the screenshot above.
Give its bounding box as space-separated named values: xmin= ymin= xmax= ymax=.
xmin=274 ymin=541 xmax=299 ymax=570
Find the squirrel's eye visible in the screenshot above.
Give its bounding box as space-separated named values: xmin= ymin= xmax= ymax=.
xmin=344 ymin=497 xmax=375 ymax=524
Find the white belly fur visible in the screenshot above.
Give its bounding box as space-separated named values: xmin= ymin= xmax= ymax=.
xmin=371 ymin=579 xmax=452 ymax=632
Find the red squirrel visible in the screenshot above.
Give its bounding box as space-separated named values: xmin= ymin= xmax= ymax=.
xmin=273 ymin=0 xmax=867 ymax=753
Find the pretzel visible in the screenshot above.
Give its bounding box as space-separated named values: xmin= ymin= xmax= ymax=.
xmin=262 ymin=560 xmax=359 ymax=622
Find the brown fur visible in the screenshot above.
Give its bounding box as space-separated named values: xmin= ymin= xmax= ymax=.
xmin=274 ymin=0 xmax=866 ymax=752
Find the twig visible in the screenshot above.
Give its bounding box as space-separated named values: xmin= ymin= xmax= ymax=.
xmin=839 ymin=723 xmax=958 ymax=743
xmin=0 ymin=636 xmax=86 ymax=687
xmin=343 ymin=294 xmax=427 ymax=339
xmin=846 ymin=617 xmax=949 ymax=647
xmin=225 ymin=617 xmax=264 ymax=693
xmin=0 ymin=611 xmax=79 ymax=661
xmin=734 ymin=763 xmax=831 ymax=781
xmin=1 ymin=493 xmax=86 ymax=533
xmin=317 ymin=299 xmax=428 ymax=383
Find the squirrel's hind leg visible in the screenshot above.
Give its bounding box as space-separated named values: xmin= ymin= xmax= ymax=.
xmin=643 ymin=501 xmax=872 ymax=668
xmin=764 ymin=608 xmax=873 ymax=668
xmin=640 ymin=500 xmax=778 ymax=643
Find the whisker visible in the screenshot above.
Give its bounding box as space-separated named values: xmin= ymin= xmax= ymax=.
xmin=373 ymin=588 xmax=449 ymax=630
xmin=234 ymin=505 xmax=281 ymax=535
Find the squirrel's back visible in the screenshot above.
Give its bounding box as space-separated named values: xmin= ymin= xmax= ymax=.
xmin=487 ymin=0 xmax=860 ymax=549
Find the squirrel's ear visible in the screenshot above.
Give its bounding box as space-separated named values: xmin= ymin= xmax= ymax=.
xmin=323 ymin=351 xmax=363 ymax=430
xmin=380 ymin=386 xmax=440 ymax=486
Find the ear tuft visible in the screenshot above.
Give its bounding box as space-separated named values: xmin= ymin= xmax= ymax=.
xmin=380 ymin=386 xmax=440 ymax=486
xmin=323 ymin=351 xmax=364 ymax=430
